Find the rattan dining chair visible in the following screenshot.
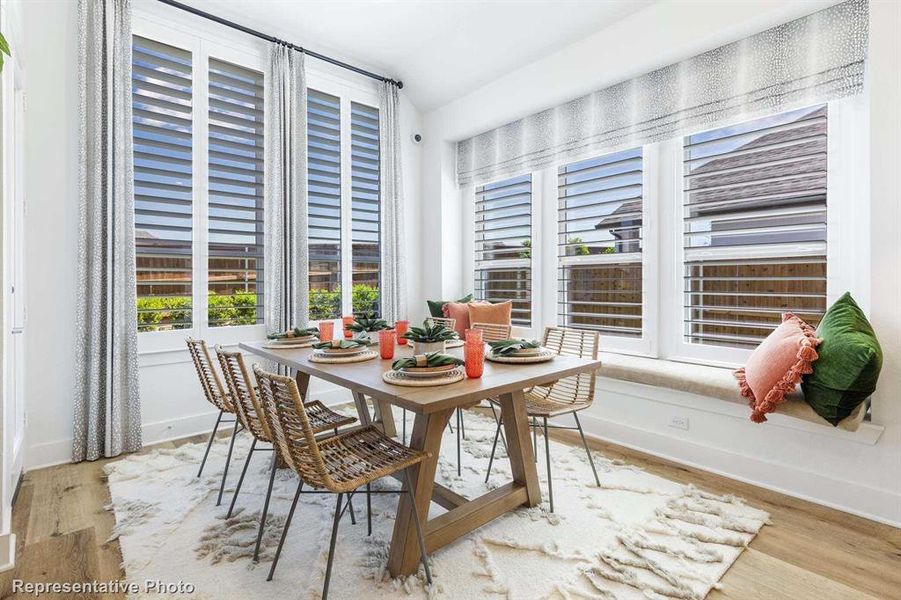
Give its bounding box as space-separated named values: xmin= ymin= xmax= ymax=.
xmin=186 ymin=338 xmax=241 ymax=505
xmin=216 ymin=347 xmax=357 ymax=563
xmin=485 ymin=326 xmax=601 ymax=512
xmin=254 ymin=365 xmax=433 ymax=598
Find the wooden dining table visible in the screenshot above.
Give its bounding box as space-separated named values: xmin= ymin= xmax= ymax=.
xmin=239 ymin=339 xmax=601 ymax=577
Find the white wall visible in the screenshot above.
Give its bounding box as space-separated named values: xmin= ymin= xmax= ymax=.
xmin=420 ymin=0 xmax=901 ymax=525
xmin=19 ymin=0 xmax=424 ymax=469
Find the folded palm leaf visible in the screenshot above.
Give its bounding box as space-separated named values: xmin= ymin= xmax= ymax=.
xmin=268 ymin=326 xmax=320 ymax=340
xmin=392 ymin=352 xmax=464 ymax=370
xmin=488 ymin=339 xmax=541 ymax=355
xmin=312 ymin=337 xmax=372 ymax=350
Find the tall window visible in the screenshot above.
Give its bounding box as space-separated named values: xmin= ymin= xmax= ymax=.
xmin=350 ymin=101 xmax=381 ymax=316
xmin=307 ymin=88 xmax=381 ymax=321
xmin=683 ymin=105 xmax=828 ymax=348
xmin=474 ymin=174 xmax=532 ymax=326
xmin=307 ymin=89 xmax=343 ymax=320
xmin=132 ymin=34 xmax=265 ymax=334
xmin=133 ymin=36 xmax=194 ymax=332
xmin=207 ymin=58 xmax=265 ymax=327
xmin=558 ymin=148 xmax=643 ymax=338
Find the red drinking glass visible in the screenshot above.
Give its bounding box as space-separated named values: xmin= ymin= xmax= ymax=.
xmin=379 ymin=330 xmax=397 ymax=359
xmin=465 ymin=328 xmax=483 ymax=345
xmin=395 ymin=320 xmax=410 ymax=345
xmin=319 ymin=320 xmax=335 ymax=342
xmin=464 ymin=341 xmax=484 ymax=379
xmin=342 ymin=315 xmax=355 ymax=338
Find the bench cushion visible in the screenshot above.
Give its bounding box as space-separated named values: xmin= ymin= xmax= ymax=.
xmin=597 ymin=352 xmax=866 ymax=432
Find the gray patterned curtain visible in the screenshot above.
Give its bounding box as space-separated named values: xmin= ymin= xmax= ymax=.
xmin=378 ymin=82 xmax=407 ymax=322
xmin=456 ymin=0 xmax=869 ymax=185
xmin=73 ymin=0 xmax=142 ymax=462
xmin=264 ymin=45 xmax=308 ymax=333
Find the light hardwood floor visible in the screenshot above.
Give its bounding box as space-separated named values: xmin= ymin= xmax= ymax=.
xmin=1 ymin=423 xmax=898 ymax=599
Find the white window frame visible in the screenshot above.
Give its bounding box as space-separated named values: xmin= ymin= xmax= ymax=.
xmin=305 ymin=66 xmax=381 ymax=325
xmin=661 ymin=96 xmax=869 ymax=367
xmin=133 ymin=11 xmax=268 ymax=353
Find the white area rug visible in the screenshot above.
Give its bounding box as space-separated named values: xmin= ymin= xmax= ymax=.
xmin=105 ymin=409 xmax=769 ymax=599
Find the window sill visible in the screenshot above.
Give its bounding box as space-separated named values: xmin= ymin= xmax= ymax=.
xmin=596 ymin=351 xmax=883 ymax=445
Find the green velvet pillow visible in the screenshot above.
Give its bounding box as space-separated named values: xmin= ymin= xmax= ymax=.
xmin=426 ymin=294 xmax=473 ymax=318
xmin=802 ymin=293 xmax=882 ymax=425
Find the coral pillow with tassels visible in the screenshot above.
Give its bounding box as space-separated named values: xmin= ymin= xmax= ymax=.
xmin=734 ymin=313 xmax=822 ymax=423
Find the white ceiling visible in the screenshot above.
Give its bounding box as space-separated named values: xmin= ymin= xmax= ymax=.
xmin=183 ymin=0 xmax=655 ymax=112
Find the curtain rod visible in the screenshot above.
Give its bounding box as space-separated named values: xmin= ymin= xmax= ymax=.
xmin=155 ymin=0 xmax=404 ymax=89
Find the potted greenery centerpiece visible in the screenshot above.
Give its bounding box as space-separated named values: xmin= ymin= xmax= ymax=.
xmin=402 ymin=319 xmax=458 ymax=354
xmin=346 ymin=312 xmax=390 ymax=343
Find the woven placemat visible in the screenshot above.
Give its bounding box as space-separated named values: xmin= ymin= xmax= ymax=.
xmin=262 ymin=341 xmax=315 ymax=349
xmin=486 ymin=349 xmax=556 ymax=364
xmin=382 ymin=368 xmax=465 ymax=387
xmin=309 ymin=350 xmax=378 ymax=364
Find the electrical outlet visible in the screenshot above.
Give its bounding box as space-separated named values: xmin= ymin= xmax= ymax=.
xmin=669 ymin=415 xmax=689 ymax=430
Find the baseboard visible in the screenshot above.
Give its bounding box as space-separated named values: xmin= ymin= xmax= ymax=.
xmin=25 ymin=385 xmax=355 ymax=471
xmin=576 ymin=411 xmax=901 ymax=527
xmin=0 ymin=533 xmax=15 ymax=573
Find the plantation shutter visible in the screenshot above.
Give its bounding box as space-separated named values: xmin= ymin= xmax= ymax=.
xmin=474 ymin=174 xmax=532 ymax=327
xmin=350 ymin=101 xmax=381 ymax=316
xmin=207 ymin=57 xmax=265 ymax=327
xmin=558 ymin=148 xmax=643 ymax=338
xmin=132 ymin=36 xmax=193 ymax=332
xmin=683 ymin=104 xmax=828 ymax=348
xmin=307 ymin=89 xmax=342 ymax=320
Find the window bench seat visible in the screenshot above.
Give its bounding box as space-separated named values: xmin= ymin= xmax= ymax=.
xmin=596 ymin=352 xmax=867 ymax=432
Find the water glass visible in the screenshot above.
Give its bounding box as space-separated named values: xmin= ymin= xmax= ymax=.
xmin=379 ymin=330 xmax=396 ymax=359
xmin=465 ymin=328 xmax=483 ymax=345
xmin=395 ymin=320 xmax=410 ymax=345
xmin=464 ymin=341 xmax=484 ymax=379
xmin=342 ymin=315 xmax=355 ymax=339
xmin=319 ymin=320 xmax=335 ymax=342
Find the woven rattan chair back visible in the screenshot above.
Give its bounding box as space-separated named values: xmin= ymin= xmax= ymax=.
xmin=471 ymin=322 xmax=512 ymax=342
xmin=529 ymin=327 xmax=599 ymax=407
xmin=186 ymin=338 xmax=233 ymax=412
xmin=253 ymin=365 xmax=337 ymax=490
xmin=215 ymin=346 xmax=271 ymax=442
xmin=427 ymin=316 xmax=456 ymax=333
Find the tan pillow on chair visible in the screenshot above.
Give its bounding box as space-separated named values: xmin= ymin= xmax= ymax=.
xmin=468 ymin=301 xmax=512 ymax=327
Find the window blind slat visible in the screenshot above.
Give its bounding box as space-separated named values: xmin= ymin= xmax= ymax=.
xmin=558 ymin=148 xmax=643 ymax=339
xmin=682 ymin=105 xmax=828 ymax=349
xmin=476 ymin=174 xmax=532 ymax=327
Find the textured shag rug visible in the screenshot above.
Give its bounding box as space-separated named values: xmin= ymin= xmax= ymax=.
xmin=105 ymin=409 xmax=769 ymax=599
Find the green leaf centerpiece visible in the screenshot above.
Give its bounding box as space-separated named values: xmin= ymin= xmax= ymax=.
xmin=488 ymin=339 xmax=541 ymax=356
xmin=268 ymin=326 xmax=320 ymax=340
xmin=392 ymin=352 xmax=464 ymax=371
xmin=401 ymin=320 xmax=458 ymax=343
xmin=347 ymin=313 xmax=390 ymax=333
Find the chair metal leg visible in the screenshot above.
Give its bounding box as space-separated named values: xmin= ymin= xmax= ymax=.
xmin=346 ymin=493 xmax=358 ymax=525
xmin=460 ymin=409 xmax=466 ymax=439
xmin=321 ymin=493 xmax=344 ymax=600
xmin=543 ymin=416 xmax=553 ymax=513
xmin=254 ymin=455 xmax=278 ymax=563
xmin=485 ymin=417 xmax=502 ymax=483
xmin=456 ymin=408 xmax=462 ymax=476
xmin=266 ymin=478 xmax=304 ymax=581
xmin=216 ymin=419 xmax=241 ymax=506
xmin=404 ymin=469 xmax=433 ymax=585
xmin=226 ymin=438 xmax=256 ymax=518
xmin=573 ymin=411 xmax=600 ymax=486
xmin=489 ymin=403 xmax=508 ymax=452
xmin=197 ymin=410 xmax=223 ymax=477
xmin=366 ymin=483 xmax=372 ymax=536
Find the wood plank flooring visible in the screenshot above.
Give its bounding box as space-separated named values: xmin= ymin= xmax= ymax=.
xmin=0 ymin=424 xmax=898 ymax=599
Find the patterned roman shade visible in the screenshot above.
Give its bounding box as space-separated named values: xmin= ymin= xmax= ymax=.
xmin=456 ymin=0 xmax=868 ymax=186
